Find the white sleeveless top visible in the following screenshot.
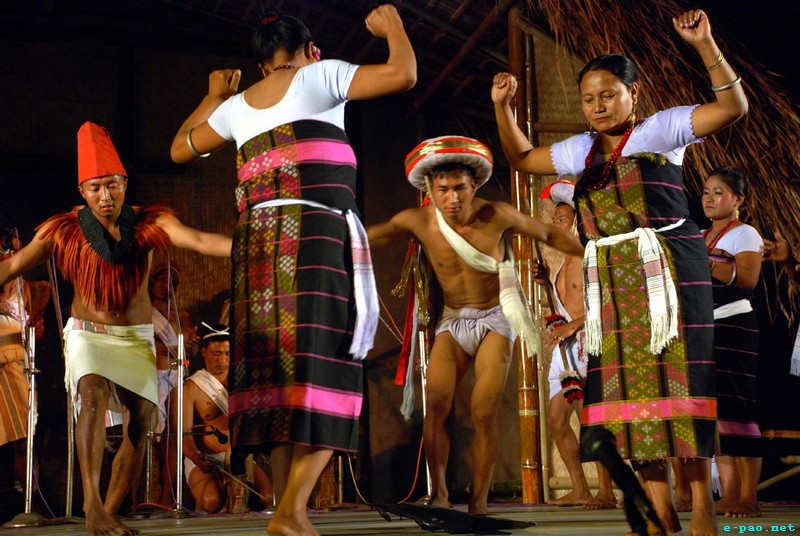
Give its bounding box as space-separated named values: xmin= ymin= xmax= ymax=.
xmin=208 ymin=59 xmax=359 ymax=148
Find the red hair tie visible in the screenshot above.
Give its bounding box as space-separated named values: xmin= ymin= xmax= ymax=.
xmin=260 ymin=15 xmax=278 ymax=25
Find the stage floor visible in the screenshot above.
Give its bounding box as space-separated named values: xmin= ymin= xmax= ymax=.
xmin=4 ymin=503 xmax=800 ymax=535
xmin=6 ymin=504 xmax=800 ymax=536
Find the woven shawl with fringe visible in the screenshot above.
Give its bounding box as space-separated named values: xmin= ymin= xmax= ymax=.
xmin=38 ymin=204 xmax=171 ymax=313
xmin=583 ymin=222 xmax=681 ymax=356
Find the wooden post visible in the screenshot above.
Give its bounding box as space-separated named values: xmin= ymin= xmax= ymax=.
xmin=508 ymin=5 xmax=542 ymax=505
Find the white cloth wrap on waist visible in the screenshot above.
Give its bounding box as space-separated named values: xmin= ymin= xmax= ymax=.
xmin=713 ymin=298 xmax=752 ymax=320
xmin=583 ymin=219 xmax=684 ymax=356
xmin=433 ymin=208 xmax=538 ymax=356
xmin=155 ymin=368 xmax=178 ymax=435
xmin=187 ymin=369 xmax=228 ymax=415
xmin=252 ymin=198 xmax=378 ymax=360
xmin=153 ymin=307 xmax=179 ymax=348
xmin=63 ymin=318 xmax=158 ymax=414
xmin=184 ymin=451 xmax=227 ymax=484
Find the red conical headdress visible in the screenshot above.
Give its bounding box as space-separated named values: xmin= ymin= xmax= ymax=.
xmin=77 ymin=121 xmax=127 ymax=185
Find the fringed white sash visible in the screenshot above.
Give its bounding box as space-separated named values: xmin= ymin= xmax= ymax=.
xmin=252 ymin=199 xmax=379 ymax=360
xmin=713 ymin=298 xmax=752 ymax=320
xmin=433 ymin=208 xmax=539 ymax=356
xmin=583 ymin=219 xmax=684 ymax=356
xmin=188 ymin=369 xmax=228 ymax=415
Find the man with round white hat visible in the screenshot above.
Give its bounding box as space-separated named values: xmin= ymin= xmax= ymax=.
xmin=369 ymin=135 xmax=583 ymax=514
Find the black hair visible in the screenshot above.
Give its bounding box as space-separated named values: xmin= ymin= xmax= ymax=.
xmin=430 ymin=163 xmax=477 ymax=181
xmin=0 ymin=227 xmax=16 ymax=254
xmin=708 ymin=166 xmax=747 ymax=200
xmin=252 ymin=7 xmax=312 ymax=65
xmin=577 ymin=54 xmax=639 ymax=90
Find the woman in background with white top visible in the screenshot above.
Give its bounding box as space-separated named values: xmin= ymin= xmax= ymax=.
xmin=703 ymin=166 xmax=764 ymax=518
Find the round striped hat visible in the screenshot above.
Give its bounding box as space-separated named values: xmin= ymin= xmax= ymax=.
xmin=404 ymin=135 xmax=493 ymax=191
xmin=538 ymin=179 xmax=576 ymax=208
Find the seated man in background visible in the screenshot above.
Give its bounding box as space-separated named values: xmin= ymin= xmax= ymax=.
xmin=151 ymin=259 xmax=198 ymax=432
xmin=179 ymin=322 xmax=272 ymax=513
xmin=150 ymin=260 xmax=199 ymax=506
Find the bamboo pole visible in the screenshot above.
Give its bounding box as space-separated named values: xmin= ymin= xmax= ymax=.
xmin=509 ymin=5 xmax=542 ymax=505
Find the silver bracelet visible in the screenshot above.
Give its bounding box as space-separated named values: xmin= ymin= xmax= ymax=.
xmin=187 ymin=127 xmax=210 ymax=158
xmin=711 ymin=77 xmax=742 ymax=93
xmin=726 ymin=264 xmax=738 ymax=286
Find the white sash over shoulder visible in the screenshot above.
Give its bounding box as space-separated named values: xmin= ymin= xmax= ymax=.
xmin=433 ymin=208 xmax=538 ymax=355
xmin=188 ymin=369 xmax=228 ymax=415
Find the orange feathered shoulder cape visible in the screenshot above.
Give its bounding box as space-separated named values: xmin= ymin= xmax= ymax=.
xmin=38 ymin=204 xmax=172 ymax=313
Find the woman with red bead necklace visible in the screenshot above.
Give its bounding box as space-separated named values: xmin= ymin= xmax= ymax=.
xmin=702 ymin=167 xmax=763 ymax=518
xmin=171 ymin=4 xmax=415 ymax=535
xmin=492 ymin=9 xmax=747 ymax=536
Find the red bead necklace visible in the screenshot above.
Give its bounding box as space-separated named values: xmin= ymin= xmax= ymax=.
xmin=582 ymin=119 xmax=639 ymax=191
xmin=703 ymin=218 xmax=739 ymax=252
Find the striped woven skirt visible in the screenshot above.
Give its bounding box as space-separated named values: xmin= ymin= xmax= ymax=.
xmin=715 ymin=310 xmax=761 ymax=456
xmin=577 ymin=155 xmax=716 ymax=461
xmin=228 ymin=121 xmax=364 ymax=454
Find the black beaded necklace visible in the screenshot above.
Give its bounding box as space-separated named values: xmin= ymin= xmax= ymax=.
xmin=77 ymin=204 xmax=136 ymax=263
xmin=269 ymin=64 xmax=297 ymax=75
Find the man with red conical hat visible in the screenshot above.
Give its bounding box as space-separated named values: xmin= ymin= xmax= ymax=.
xmin=0 ymin=121 xmax=231 ymax=536
xmin=367 ymin=136 xmax=583 ymax=515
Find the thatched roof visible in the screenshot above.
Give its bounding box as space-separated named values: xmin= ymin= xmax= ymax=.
xmin=529 ymin=0 xmax=800 ymax=318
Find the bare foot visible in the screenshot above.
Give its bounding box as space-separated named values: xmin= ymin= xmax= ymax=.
xmin=687 ymin=506 xmax=717 ymax=536
xmin=85 ymin=502 xmax=134 ymax=535
xmin=725 ymin=500 xmax=761 ymax=518
xmin=584 ymin=493 xmax=616 ymax=510
xmin=468 ymin=500 xmax=487 ymax=515
xmin=624 ymin=519 xmax=679 ymax=536
xmin=267 ymin=512 xmax=318 ymax=536
xmin=428 ymin=495 xmax=451 ymax=509
xmin=673 ymin=493 xmax=692 ymax=513
xmin=714 ymin=497 xmax=736 ymax=515
xmin=548 ymin=489 xmax=592 ymax=506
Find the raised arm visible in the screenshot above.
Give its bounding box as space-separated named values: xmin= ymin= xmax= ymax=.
xmin=156 ymin=213 xmax=232 ymax=257
xmin=499 ymin=203 xmax=583 ymax=257
xmin=491 ymin=73 xmax=556 ymax=175
xmin=672 ymin=10 xmax=748 ymax=137
xmin=170 ymin=69 xmax=242 ymax=163
xmin=346 ymin=4 xmax=417 ymax=100
xmin=366 ymin=208 xmax=417 ymax=249
xmin=0 ymin=225 xmax=56 ymax=287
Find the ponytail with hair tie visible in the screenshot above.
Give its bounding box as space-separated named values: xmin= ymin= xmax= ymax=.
xmin=260 ymin=14 xmax=277 ymax=25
